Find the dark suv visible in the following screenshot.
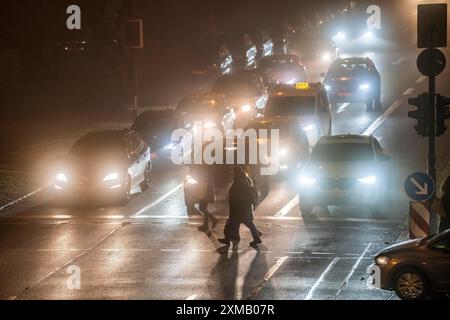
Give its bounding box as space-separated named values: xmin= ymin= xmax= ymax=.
xmin=324 ymin=57 xmax=381 ymax=112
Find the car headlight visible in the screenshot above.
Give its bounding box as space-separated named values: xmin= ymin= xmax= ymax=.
xmin=278 ymin=148 xmax=289 ymax=157
xmin=300 ymin=176 xmax=317 ymax=186
xmin=56 ymin=173 xmax=68 ymax=182
xmin=321 ymin=52 xmax=332 ymax=61
xmin=303 ymin=124 xmax=317 ymax=131
xmin=241 ymin=104 xmax=252 ymax=112
xmin=359 ymin=83 xmax=371 ymax=91
xmin=363 ymin=31 xmax=374 ymax=39
xmin=103 ymin=172 xmax=119 ymax=182
xmin=186 ymin=175 xmax=198 ymax=185
xmin=325 ymin=85 xmax=331 ymax=91
xmin=334 ymin=32 xmax=346 ymax=41
xmin=163 ymin=142 xmax=177 ymax=150
xmin=376 ymin=256 xmax=391 ymax=266
xmin=203 ymin=122 xmax=217 ymax=129
xmin=358 ymin=176 xmax=377 ymax=185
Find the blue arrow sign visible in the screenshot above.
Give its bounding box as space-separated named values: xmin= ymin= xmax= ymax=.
xmin=405 ymin=172 xmax=436 ymax=202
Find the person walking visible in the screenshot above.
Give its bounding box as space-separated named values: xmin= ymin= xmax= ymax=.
xmin=197 ymin=166 xmax=218 ymax=233
xmin=433 ymin=176 xmax=450 ymax=233
xmin=219 ymin=166 xmax=262 ymax=249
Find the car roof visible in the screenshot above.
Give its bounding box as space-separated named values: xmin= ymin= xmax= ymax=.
xmin=247 ymin=116 xmax=295 ymax=127
xmin=77 ymin=130 xmax=133 ymax=146
xmin=182 ymin=93 xmax=224 ymax=100
xmin=270 ymin=83 xmax=324 ymax=97
xmin=334 ymin=57 xmax=373 ymax=64
xmin=318 ymin=135 xmax=374 ymax=145
xmin=260 ymin=54 xmax=301 ymax=62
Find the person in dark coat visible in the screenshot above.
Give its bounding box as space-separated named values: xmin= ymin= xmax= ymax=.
xmin=439 ymin=176 xmax=450 ymax=233
xmin=219 ymin=166 xmax=262 ymax=249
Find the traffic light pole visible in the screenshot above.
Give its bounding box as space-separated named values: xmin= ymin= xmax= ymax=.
xmin=428 ymin=74 xmax=437 ymax=185
xmin=428 ymin=72 xmax=438 ymax=233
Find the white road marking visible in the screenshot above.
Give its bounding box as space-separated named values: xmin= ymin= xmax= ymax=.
xmin=0 ymin=188 xmax=43 ymax=213
xmin=264 ymin=256 xmax=288 ymax=281
xmin=403 ymin=88 xmax=415 ymax=96
xmin=6 ymin=213 xmax=402 ymax=224
xmin=131 ymin=183 xmax=184 ymax=217
xmin=363 ymin=100 xmax=402 ymax=136
xmin=11 ymin=224 xmax=124 ymax=300
xmin=334 ymin=243 xmax=372 ymax=299
xmin=275 ymin=196 xmax=299 ymax=217
xmin=416 ymin=76 xmax=426 ymax=83
xmin=186 ymin=295 xmax=198 ymax=300
xmin=336 ymin=103 xmax=351 ymax=114
xmin=247 ymin=256 xmax=288 ymax=300
xmin=161 ymin=249 xmax=181 ymax=252
xmin=305 ymin=257 xmax=340 ymax=300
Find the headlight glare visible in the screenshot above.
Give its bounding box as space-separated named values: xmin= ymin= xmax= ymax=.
xmin=241 ymin=105 xmax=252 ymax=112
xmin=303 ymin=124 xmax=317 ymax=131
xmin=186 ymin=175 xmax=198 ymax=185
xmin=103 ymin=172 xmax=119 ymax=182
xmin=359 ymin=83 xmax=371 ymax=91
xmin=300 ymin=176 xmax=317 ymax=186
xmin=358 ymin=176 xmax=377 ymax=185
xmin=56 ymin=173 xmax=68 ymax=182
xmin=376 ymin=256 xmax=391 ymax=266
xmin=203 ymin=122 xmax=217 ymax=129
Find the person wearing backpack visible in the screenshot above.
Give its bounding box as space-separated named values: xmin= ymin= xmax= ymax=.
xmin=219 ymin=166 xmax=262 ymax=250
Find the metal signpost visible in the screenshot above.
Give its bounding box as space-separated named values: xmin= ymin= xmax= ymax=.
xmin=407 ymin=4 xmax=449 ymax=234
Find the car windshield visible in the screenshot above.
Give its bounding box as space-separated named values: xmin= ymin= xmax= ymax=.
xmin=311 ymin=142 xmax=375 ymax=162
xmin=69 ymin=135 xmax=126 ymax=162
xmin=132 ymin=113 xmax=175 ymax=133
xmin=177 ymin=99 xmax=218 ymax=114
xmin=265 ymin=96 xmax=316 ymax=117
xmin=211 ymin=76 xmax=254 ymax=96
xmin=260 ymin=58 xmax=299 ymax=72
xmin=247 ymin=122 xmax=291 ymax=140
xmin=330 ymin=62 xmax=369 ymax=77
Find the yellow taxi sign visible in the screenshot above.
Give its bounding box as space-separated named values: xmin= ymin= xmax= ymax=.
xmin=296 ymin=82 xmax=310 ymax=90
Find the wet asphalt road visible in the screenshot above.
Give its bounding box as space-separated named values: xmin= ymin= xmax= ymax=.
xmin=1 ymin=1 xmax=450 ymax=300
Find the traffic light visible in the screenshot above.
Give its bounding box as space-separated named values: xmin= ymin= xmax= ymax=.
xmin=436 ymin=95 xmax=450 ymax=137
xmin=408 ymin=94 xmax=429 ymax=137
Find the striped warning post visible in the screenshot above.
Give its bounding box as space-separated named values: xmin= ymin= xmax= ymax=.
xmin=409 ymin=202 xmax=431 ymax=239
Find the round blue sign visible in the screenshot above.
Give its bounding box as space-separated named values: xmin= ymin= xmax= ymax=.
xmin=404 ymin=172 xmax=435 ymax=202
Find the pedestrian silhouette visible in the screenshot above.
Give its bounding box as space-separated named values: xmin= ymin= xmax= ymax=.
xmin=219 ymin=166 xmax=262 ymax=250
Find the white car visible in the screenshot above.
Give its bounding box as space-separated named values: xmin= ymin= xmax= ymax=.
xmin=264 ymin=82 xmax=332 ymax=146
xmin=298 ymin=135 xmax=391 ymax=217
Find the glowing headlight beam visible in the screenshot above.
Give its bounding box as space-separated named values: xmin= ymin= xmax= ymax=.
xmin=358 ymin=176 xmax=377 ymax=185
xmin=303 ymin=124 xmax=317 ymax=131
xmin=376 ymin=256 xmax=391 ymax=266
xmin=241 ymin=105 xmax=252 ymax=112
xmin=359 ymin=83 xmax=371 ymax=91
xmin=56 ymin=173 xmax=68 ymax=182
xmin=186 ymin=175 xmax=198 ymax=185
xmin=300 ymin=176 xmax=317 ymax=186
xmin=103 ymin=172 xmax=119 ymax=182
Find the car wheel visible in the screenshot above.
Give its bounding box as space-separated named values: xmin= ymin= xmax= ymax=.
xmin=140 ymin=163 xmax=152 ymax=191
xmin=394 ymin=268 xmax=430 ymax=300
xmin=299 ymin=194 xmax=314 ymax=219
xmin=119 ymin=175 xmax=132 ymax=205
